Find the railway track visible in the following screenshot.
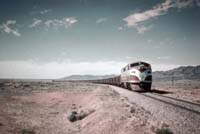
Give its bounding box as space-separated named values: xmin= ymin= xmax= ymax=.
xmin=115 ymin=85 xmax=200 ymax=115
xmin=140 ymin=92 xmax=200 ymax=115
xmin=108 ymin=85 xmax=200 ymax=134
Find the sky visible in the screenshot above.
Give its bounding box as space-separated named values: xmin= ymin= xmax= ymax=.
xmin=0 ymin=0 xmax=200 ymax=79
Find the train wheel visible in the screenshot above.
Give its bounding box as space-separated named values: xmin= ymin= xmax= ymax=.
xmin=145 ymin=83 xmax=151 ymax=91
xmin=123 ymin=82 xmax=127 ymax=89
xmin=127 ymin=83 xmax=132 ymax=90
xmin=123 ymin=82 xmax=129 ymax=89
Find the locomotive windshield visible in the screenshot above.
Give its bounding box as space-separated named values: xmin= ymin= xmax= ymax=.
xmin=130 ymin=63 xmax=139 ymax=67
xmin=140 ymin=62 xmax=150 ymax=67
xmin=130 ymin=62 xmax=150 ymax=68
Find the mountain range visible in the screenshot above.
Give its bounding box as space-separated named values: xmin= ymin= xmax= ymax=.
xmin=153 ymin=65 xmax=200 ymax=81
xmin=61 ymin=65 xmax=200 ymax=81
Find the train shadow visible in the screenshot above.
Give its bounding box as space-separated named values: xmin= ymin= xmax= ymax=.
xmin=149 ymin=89 xmax=172 ymax=94
xmin=133 ymin=90 xmax=148 ymax=93
xmin=133 ymin=89 xmax=172 ymax=94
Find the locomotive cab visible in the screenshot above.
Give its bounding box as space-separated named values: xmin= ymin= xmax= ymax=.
xmin=120 ymin=61 xmax=152 ymax=91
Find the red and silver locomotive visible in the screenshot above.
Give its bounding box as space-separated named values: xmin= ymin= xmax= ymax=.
xmin=86 ymin=61 xmax=152 ymax=91
xmin=120 ymin=61 xmax=152 ymax=91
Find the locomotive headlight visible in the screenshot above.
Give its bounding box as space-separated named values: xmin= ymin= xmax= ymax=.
xmin=140 ymin=73 xmax=145 ymax=81
xmin=141 ymin=75 xmax=144 ymax=80
xmin=131 ymin=71 xmax=136 ymax=73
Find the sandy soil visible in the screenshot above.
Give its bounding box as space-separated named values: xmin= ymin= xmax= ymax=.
xmin=1 ymin=80 xmax=199 ymax=134
xmin=152 ymin=80 xmax=200 ymax=104
xmin=0 ymin=81 xmax=156 ymax=134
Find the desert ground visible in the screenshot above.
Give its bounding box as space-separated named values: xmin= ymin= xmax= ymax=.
xmin=0 ymin=79 xmax=200 ymax=134
xmin=152 ymin=80 xmax=200 ymax=104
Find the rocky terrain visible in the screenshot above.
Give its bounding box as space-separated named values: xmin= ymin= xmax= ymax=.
xmin=0 ymin=80 xmax=157 ymax=134
xmin=152 ymin=80 xmax=200 ymax=104
xmin=0 ymin=79 xmax=199 ymax=134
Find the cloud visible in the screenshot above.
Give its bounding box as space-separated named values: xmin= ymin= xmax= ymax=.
xmin=29 ymin=18 xmax=42 ymax=28
xmin=0 ymin=20 xmax=21 ymax=36
xmin=118 ymin=27 xmax=123 ymax=31
xmin=151 ymin=63 xmax=182 ymax=71
xmin=157 ymin=56 xmax=171 ymax=60
xmin=125 ymin=56 xmax=132 ymax=59
xmin=65 ymin=17 xmax=78 ymax=26
xmin=30 ymin=9 xmax=52 ymax=15
xmin=96 ymin=18 xmax=107 ymax=24
xmin=135 ymin=25 xmax=153 ymax=34
xmin=0 ymin=60 xmax=125 ymax=79
xmin=44 ymin=17 xmax=78 ymax=29
xmin=0 ymin=60 xmax=191 ymax=79
xmin=196 ymin=0 xmax=200 ymax=6
xmin=176 ymin=0 xmax=194 ymax=8
xmin=123 ymin=0 xmax=196 ymax=33
xmin=44 ymin=20 xmax=62 ymax=28
xmin=147 ymin=39 xmax=153 ymax=43
xmin=40 ymin=9 xmax=52 ymax=14
xmin=27 ymin=17 xmax=78 ymax=29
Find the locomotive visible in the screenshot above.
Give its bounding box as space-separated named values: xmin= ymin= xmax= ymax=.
xmin=87 ymin=61 xmax=152 ymax=91
xmin=120 ymin=61 xmax=152 ymax=91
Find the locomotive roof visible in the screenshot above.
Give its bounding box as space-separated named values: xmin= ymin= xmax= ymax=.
xmin=130 ymin=61 xmax=150 ymax=65
xmin=122 ymin=61 xmax=150 ymax=69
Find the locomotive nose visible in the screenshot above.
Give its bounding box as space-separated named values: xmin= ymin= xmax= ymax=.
xmin=139 ymin=72 xmax=146 ymax=81
xmin=138 ymin=66 xmax=145 ymax=72
xmin=139 ymin=69 xmax=152 ymax=81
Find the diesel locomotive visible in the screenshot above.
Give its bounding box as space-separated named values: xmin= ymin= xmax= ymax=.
xmin=86 ymin=61 xmax=152 ymax=91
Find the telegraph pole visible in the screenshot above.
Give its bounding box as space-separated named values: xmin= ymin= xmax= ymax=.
xmin=172 ymin=72 xmax=174 ymax=86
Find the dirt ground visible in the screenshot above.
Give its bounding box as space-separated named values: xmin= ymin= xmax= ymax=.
xmin=0 ymin=80 xmax=199 ymax=134
xmin=152 ymin=80 xmax=200 ymax=104
xmin=0 ymin=80 xmax=156 ymax=134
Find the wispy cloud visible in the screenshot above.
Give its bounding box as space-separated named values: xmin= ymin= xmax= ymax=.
xmin=0 ymin=60 xmax=190 ymax=79
xmin=96 ymin=18 xmax=107 ymax=24
xmin=147 ymin=39 xmax=153 ymax=44
xmin=0 ymin=60 xmax=125 ymax=79
xmin=45 ymin=20 xmax=63 ymax=28
xmin=40 ymin=9 xmax=52 ymax=14
xmin=30 ymin=9 xmax=52 ymax=15
xmin=27 ymin=17 xmax=78 ymax=30
xmin=135 ymin=25 xmax=153 ymax=34
xmin=196 ymin=0 xmax=200 ymax=6
xmin=65 ymin=17 xmax=78 ymax=26
xmin=118 ymin=27 xmax=123 ymax=31
xmin=44 ymin=17 xmax=78 ymax=29
xmin=0 ymin=20 xmax=21 ymax=36
xmin=151 ymin=63 xmax=182 ymax=71
xmin=157 ymin=56 xmax=171 ymax=60
xmin=29 ymin=18 xmax=42 ymax=28
xmin=123 ymin=0 xmax=196 ymax=33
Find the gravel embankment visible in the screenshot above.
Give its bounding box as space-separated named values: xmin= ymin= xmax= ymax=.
xmin=111 ymin=85 xmax=200 ymax=134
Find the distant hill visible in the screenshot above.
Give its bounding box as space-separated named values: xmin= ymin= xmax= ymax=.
xmin=61 ymin=65 xmax=200 ymax=81
xmin=153 ymin=65 xmax=200 ymax=81
xmin=61 ymin=74 xmax=117 ymax=80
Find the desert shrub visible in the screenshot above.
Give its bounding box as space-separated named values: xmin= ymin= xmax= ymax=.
xmin=21 ymin=129 xmax=35 ymax=134
xmin=156 ymin=128 xmax=173 ymax=134
xmin=67 ymin=110 xmax=95 ymax=122
xmin=130 ymin=107 xmax=135 ymax=113
xmin=78 ymin=111 xmax=87 ymax=120
xmin=23 ymin=84 xmax=30 ymax=87
xmin=67 ymin=111 xmax=77 ymax=122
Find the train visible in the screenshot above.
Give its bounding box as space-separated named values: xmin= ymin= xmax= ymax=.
xmin=86 ymin=61 xmax=152 ymax=91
